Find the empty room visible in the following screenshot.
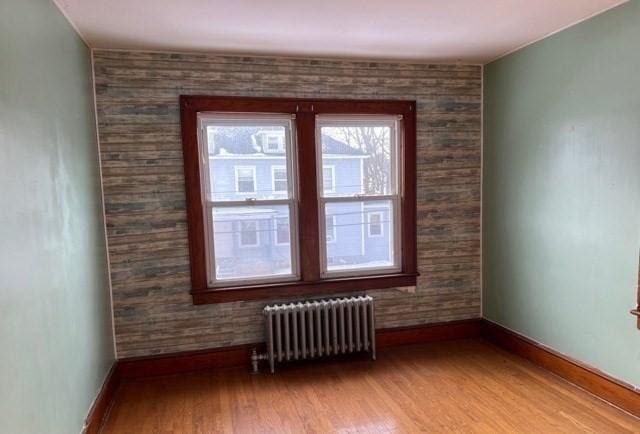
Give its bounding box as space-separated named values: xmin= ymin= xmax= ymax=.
xmin=2 ymin=0 xmax=640 ymax=432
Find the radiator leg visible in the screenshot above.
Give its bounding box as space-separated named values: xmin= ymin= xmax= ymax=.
xmin=251 ymin=348 xmax=260 ymax=374
xmin=369 ymin=301 xmax=376 ymax=361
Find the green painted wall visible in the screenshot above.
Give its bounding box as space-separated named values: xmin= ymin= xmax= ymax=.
xmin=0 ymin=0 xmax=115 ymax=433
xmin=484 ymin=1 xmax=640 ymax=386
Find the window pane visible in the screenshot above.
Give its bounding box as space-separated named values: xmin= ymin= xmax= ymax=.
xmin=206 ymin=123 xmax=291 ymax=200
xmin=319 ymin=122 xmax=394 ymax=197
xmin=212 ymin=205 xmax=293 ymax=280
xmin=324 ymin=200 xmax=396 ymax=272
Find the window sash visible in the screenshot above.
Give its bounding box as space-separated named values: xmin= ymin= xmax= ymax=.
xmin=316 ymin=115 xmax=400 ymax=198
xmin=204 ymin=200 xmax=299 ymax=286
xmin=318 ymin=196 xmax=402 ymax=278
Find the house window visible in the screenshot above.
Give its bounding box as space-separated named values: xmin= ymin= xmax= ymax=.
xmin=275 ymin=217 xmax=290 ymax=245
xmin=272 ymin=166 xmax=288 ymax=193
xmin=325 ymin=215 xmax=337 ymax=243
xmin=368 ymin=212 xmax=384 ymax=237
xmin=322 ymin=166 xmax=335 ymax=193
xmin=180 ymin=96 xmax=417 ymax=303
xmin=239 ymin=220 xmax=260 ymax=247
xmin=235 ymin=166 xmax=256 ymax=193
xmin=265 ymin=133 xmax=283 ymax=152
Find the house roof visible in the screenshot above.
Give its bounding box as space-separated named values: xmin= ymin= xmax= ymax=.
xmin=209 ymin=128 xmax=366 ymax=156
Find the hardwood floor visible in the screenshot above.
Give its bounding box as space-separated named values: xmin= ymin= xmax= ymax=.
xmin=102 ymin=339 xmax=639 ymax=433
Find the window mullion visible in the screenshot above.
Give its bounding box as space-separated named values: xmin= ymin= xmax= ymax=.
xmin=295 ymin=112 xmax=321 ymax=282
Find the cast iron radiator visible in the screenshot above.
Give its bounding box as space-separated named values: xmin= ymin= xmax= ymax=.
xmin=252 ymin=295 xmax=376 ymax=373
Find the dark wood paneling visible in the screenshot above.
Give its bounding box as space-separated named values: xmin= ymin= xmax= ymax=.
xmin=482 ymin=320 xmax=640 ymax=417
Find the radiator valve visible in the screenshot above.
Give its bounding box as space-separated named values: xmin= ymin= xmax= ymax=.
xmin=251 ymin=348 xmax=268 ymax=374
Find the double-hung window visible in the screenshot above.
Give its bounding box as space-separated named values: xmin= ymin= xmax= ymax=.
xmin=199 ymin=114 xmax=298 ymax=286
xmin=317 ymin=116 xmax=401 ymax=276
xmin=180 ymin=96 xmax=417 ymax=304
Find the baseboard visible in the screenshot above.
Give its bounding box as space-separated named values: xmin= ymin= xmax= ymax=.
xmin=82 ymin=363 xmax=120 ymax=434
xmin=115 ymin=319 xmax=483 ymax=380
xmin=482 ymin=320 xmax=640 ymax=418
xmin=377 ymin=319 xmax=483 ymax=348
xmin=116 ymin=344 xmax=255 ymax=380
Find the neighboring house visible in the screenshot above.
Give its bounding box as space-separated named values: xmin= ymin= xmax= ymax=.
xmin=208 ymin=127 xmax=391 ymax=278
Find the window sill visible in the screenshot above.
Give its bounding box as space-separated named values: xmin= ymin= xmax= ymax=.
xmin=191 ymin=273 xmax=418 ymax=304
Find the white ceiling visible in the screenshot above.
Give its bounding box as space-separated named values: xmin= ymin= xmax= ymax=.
xmin=53 ymin=0 xmax=626 ymax=64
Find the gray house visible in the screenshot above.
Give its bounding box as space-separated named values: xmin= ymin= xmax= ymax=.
xmin=207 ymin=127 xmax=392 ymax=278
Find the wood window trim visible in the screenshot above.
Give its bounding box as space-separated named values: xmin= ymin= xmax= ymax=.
xmin=180 ymin=95 xmax=417 ymax=304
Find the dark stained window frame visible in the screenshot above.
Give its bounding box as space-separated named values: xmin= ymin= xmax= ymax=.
xmin=180 ymin=95 xmax=417 ymax=304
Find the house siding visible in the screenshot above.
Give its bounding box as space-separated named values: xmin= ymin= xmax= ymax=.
xmin=94 ymin=50 xmax=482 ymax=358
xmin=209 ymin=154 xmax=375 ymax=274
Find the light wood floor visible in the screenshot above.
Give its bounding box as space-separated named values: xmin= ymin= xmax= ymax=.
xmin=102 ymin=339 xmax=639 ymax=433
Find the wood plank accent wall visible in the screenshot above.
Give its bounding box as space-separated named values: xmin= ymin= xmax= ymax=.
xmin=93 ymin=50 xmax=482 ymax=358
